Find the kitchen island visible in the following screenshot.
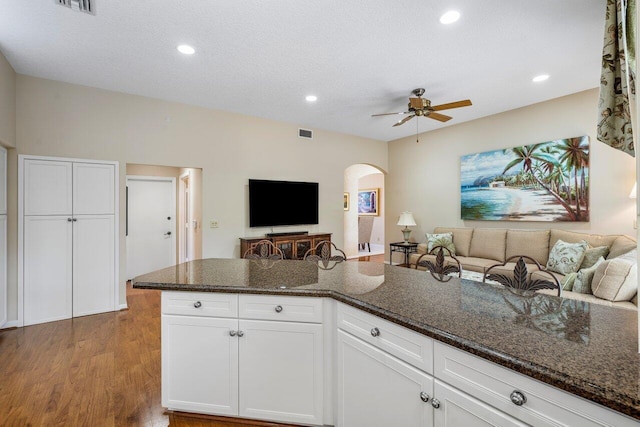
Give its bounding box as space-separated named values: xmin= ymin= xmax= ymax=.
xmin=133 ymin=258 xmax=640 ymax=426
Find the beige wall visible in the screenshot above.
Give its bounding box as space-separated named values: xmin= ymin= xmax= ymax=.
xmin=387 ymin=89 xmax=636 ymax=262
xmin=0 ymin=50 xmax=15 ymax=148
xmin=11 ymin=74 xmax=388 ymax=320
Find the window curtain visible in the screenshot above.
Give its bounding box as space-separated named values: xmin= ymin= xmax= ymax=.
xmin=597 ymin=0 xmax=636 ymax=157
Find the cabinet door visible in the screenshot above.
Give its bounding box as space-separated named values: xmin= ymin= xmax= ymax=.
xmin=24 ymin=216 xmax=73 ymax=325
xmin=73 ymin=215 xmax=115 ymax=317
xmin=24 ymin=159 xmax=73 ymax=215
xmin=433 ymin=380 xmax=526 ymax=427
xmin=0 ymin=215 xmax=6 ymax=328
xmin=0 ymin=147 xmax=6 ymax=215
xmin=239 ymin=319 xmax=324 ymax=425
xmin=73 ymin=162 xmax=115 ymax=215
xmin=162 ymin=315 xmax=239 ymax=415
xmin=295 ymin=238 xmax=312 ymax=259
xmin=337 ymin=330 xmax=433 ymax=427
xmin=274 ymin=240 xmax=293 ymax=259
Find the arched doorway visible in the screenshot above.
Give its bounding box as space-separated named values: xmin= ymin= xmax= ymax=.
xmin=343 ymin=164 xmax=386 ymax=259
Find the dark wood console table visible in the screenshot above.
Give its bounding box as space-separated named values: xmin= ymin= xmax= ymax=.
xmin=240 ymin=233 xmax=332 ymax=260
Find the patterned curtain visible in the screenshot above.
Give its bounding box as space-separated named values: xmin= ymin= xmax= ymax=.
xmin=597 ymin=0 xmax=636 ymax=157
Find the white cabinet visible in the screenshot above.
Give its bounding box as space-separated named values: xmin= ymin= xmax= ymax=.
xmin=20 ymin=156 xmax=118 ymax=326
xmin=337 ymin=330 xmax=433 ymax=427
xmin=161 ymin=292 xmax=325 ymax=425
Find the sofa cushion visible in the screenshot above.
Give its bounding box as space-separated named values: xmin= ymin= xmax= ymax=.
xmin=456 ymin=256 xmax=503 ymax=273
xmin=546 ymin=239 xmax=588 ymax=275
xmin=530 ymin=269 xmax=564 ymax=286
xmin=469 ymin=228 xmax=507 ymax=262
xmin=561 ymin=272 xmax=577 ymax=291
xmin=550 ymin=230 xmax=617 ymax=251
xmin=426 ymin=232 xmax=456 ymax=254
xmin=591 ymin=249 xmax=637 ymax=302
xmin=434 ymin=227 xmax=474 ymax=257
xmin=573 ymin=256 xmax=605 ymax=294
xmin=608 ymin=235 xmax=637 ymax=259
xmin=505 ymin=230 xmax=550 ymax=265
xmin=537 ymin=289 xmax=638 ymax=310
xmin=580 ymin=245 xmax=609 ymax=269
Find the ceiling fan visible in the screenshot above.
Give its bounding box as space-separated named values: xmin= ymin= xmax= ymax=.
xmin=372 ymin=88 xmax=472 ymax=127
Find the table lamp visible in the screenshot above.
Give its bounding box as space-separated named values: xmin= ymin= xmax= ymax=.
xmin=397 ymin=212 xmax=416 ymax=243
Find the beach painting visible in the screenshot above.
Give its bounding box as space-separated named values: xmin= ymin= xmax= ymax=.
xmin=461 ymin=136 xmax=589 ymax=222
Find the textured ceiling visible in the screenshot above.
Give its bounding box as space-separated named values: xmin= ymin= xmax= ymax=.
xmin=0 ymin=0 xmax=605 ymax=142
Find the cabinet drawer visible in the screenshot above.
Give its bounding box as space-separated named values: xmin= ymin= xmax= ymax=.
xmin=434 ymin=342 xmax=638 ymax=427
xmin=162 ymin=292 xmax=238 ymax=318
xmin=239 ymin=295 xmax=323 ymax=323
xmin=337 ymin=303 xmax=433 ymax=374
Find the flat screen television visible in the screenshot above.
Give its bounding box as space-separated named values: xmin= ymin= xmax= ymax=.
xmin=249 ymin=179 xmax=319 ymax=227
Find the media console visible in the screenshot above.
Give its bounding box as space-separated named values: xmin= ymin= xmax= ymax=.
xmin=240 ymin=232 xmax=331 ymax=260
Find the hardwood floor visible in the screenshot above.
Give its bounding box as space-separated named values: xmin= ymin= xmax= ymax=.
xmin=0 ymin=285 xmax=298 ymax=427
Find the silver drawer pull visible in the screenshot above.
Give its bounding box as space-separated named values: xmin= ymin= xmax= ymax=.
xmin=193 ymin=301 xmax=202 ymax=308
xmin=431 ymin=398 xmax=440 ymax=409
xmin=237 ymin=330 xmax=244 ymax=337
xmin=510 ymin=390 xmax=526 ymax=406
xmin=275 ymin=305 xmax=283 ymax=313
xmin=419 ymin=392 xmax=429 ymax=402
xmin=229 ymin=330 xmax=237 ymax=337
xmin=370 ymin=327 xmax=380 ymax=337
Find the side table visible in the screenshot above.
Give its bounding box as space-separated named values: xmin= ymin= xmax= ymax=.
xmin=389 ymin=242 xmax=418 ymax=267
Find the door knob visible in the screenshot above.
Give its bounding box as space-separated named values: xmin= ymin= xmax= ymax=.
xmin=237 ymin=330 xmax=244 ymax=337
xmin=164 ymin=231 xmax=172 ymax=236
xmin=419 ymin=392 xmax=430 ymax=402
xmin=431 ymin=398 xmax=441 ymax=409
xmin=275 ymin=305 xmax=283 ymax=313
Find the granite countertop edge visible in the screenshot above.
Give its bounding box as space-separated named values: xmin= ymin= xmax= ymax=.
xmin=133 ymin=280 xmax=640 ymax=420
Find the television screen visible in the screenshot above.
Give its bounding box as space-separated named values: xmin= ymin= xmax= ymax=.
xmin=249 ymin=179 xmax=319 ymax=227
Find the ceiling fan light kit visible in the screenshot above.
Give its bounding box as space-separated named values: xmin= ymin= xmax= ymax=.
xmin=373 ymin=88 xmax=472 ymax=128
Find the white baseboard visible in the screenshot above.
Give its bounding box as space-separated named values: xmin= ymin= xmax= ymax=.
xmin=118 ymin=303 xmax=128 ymax=310
xmin=1 ymin=320 xmax=19 ymax=329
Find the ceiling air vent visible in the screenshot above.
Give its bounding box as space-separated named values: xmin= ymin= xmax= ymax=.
xmin=298 ymin=128 xmax=313 ymax=139
xmin=56 ymin=0 xmax=95 ymax=15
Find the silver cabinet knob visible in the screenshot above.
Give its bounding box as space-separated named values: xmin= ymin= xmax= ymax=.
xmin=193 ymin=301 xmax=202 ymax=308
xmin=237 ymin=330 xmax=244 ymax=337
xmin=419 ymin=392 xmax=429 ymax=403
xmin=431 ymin=398 xmax=440 ymax=409
xmin=67 ymin=218 xmax=73 ymax=222
xmin=229 ymin=330 xmax=237 ymax=337
xmin=370 ymin=327 xmax=380 ymax=337
xmin=510 ymin=390 xmax=526 ymax=406
xmin=275 ymin=305 xmax=283 ymax=313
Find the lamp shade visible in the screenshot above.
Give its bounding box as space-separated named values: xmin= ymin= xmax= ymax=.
xmin=629 ymin=182 xmax=637 ymax=199
xmin=397 ymin=212 xmax=416 ymax=227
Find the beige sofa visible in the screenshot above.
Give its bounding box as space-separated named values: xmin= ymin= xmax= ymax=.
xmin=410 ymin=227 xmax=638 ymax=310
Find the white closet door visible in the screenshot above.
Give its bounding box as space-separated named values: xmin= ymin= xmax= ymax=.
xmin=73 ymin=215 xmax=115 ymax=317
xmin=73 ymin=163 xmax=115 ymax=215
xmin=0 ymin=215 xmax=6 ymax=328
xmin=0 ymin=147 xmax=7 ymax=215
xmin=24 ymin=160 xmax=73 ymax=216
xmin=24 ymin=216 xmax=73 ymax=325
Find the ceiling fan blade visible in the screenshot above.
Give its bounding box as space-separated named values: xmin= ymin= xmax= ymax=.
xmin=427 ymin=112 xmax=452 ymax=122
xmin=393 ymin=115 xmax=415 ymax=127
xmin=431 ymin=100 xmax=472 ymax=111
xmin=371 ymin=111 xmax=408 ymax=117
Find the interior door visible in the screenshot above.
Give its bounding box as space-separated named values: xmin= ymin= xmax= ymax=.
xmin=126 ymin=176 xmax=176 ymax=279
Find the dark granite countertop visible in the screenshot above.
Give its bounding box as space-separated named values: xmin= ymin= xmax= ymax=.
xmin=133 ymin=258 xmax=640 ymax=420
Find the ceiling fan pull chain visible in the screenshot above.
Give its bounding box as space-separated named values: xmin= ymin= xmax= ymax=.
xmin=416 ymin=117 xmax=419 ymax=143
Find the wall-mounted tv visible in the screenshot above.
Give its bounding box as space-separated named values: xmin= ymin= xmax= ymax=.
xmin=249 ymin=179 xmax=319 ymax=227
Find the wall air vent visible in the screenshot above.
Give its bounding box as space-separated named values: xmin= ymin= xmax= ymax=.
xmin=298 ymin=128 xmax=313 ymax=139
xmin=56 ymin=0 xmax=95 ymax=15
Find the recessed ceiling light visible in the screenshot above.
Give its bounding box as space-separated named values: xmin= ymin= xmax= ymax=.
xmin=532 ymin=74 xmax=550 ymax=82
xmin=177 ymin=44 xmax=195 ymax=55
xmin=305 ymin=95 xmax=318 ymax=102
xmin=440 ymin=10 xmax=460 ymax=24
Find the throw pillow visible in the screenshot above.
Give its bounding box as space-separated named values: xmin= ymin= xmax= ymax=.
xmin=579 ymin=245 xmax=610 ymax=269
xmin=573 ymin=256 xmax=605 ymax=294
xmin=560 ymin=272 xmax=577 ymax=291
xmin=591 ymin=249 xmax=638 ymax=301
xmin=546 ymin=239 xmax=588 ymax=275
xmin=426 ymin=232 xmax=456 ymax=255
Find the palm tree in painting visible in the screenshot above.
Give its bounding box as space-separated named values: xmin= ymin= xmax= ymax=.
xmin=502 ymin=144 xmax=579 ymax=220
xmin=557 ymin=137 xmax=589 ymax=218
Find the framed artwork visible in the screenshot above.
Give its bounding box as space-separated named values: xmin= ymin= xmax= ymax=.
xmin=358 ymin=188 xmax=379 ymax=216
xmin=460 ymin=136 xmax=589 ymax=222
xmin=343 ymin=192 xmax=349 ymax=211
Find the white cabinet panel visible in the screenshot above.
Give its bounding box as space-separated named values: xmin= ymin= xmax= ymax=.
xmin=239 ymin=294 xmax=323 ymax=323
xmin=73 ymin=163 xmax=115 ymax=215
xmin=433 ymin=380 xmax=526 ymax=427
xmin=24 ymin=216 xmax=73 ymax=325
xmin=162 ymin=315 xmax=239 ymax=416
xmin=162 ymin=292 xmax=238 ymax=318
xmin=337 ymin=330 xmax=433 ymax=427
xmin=24 ymin=160 xmax=73 ymax=215
xmin=73 ymin=215 xmax=115 ymax=317
xmin=0 ymin=216 xmax=6 ymax=328
xmin=239 ymin=319 xmax=324 ymax=425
